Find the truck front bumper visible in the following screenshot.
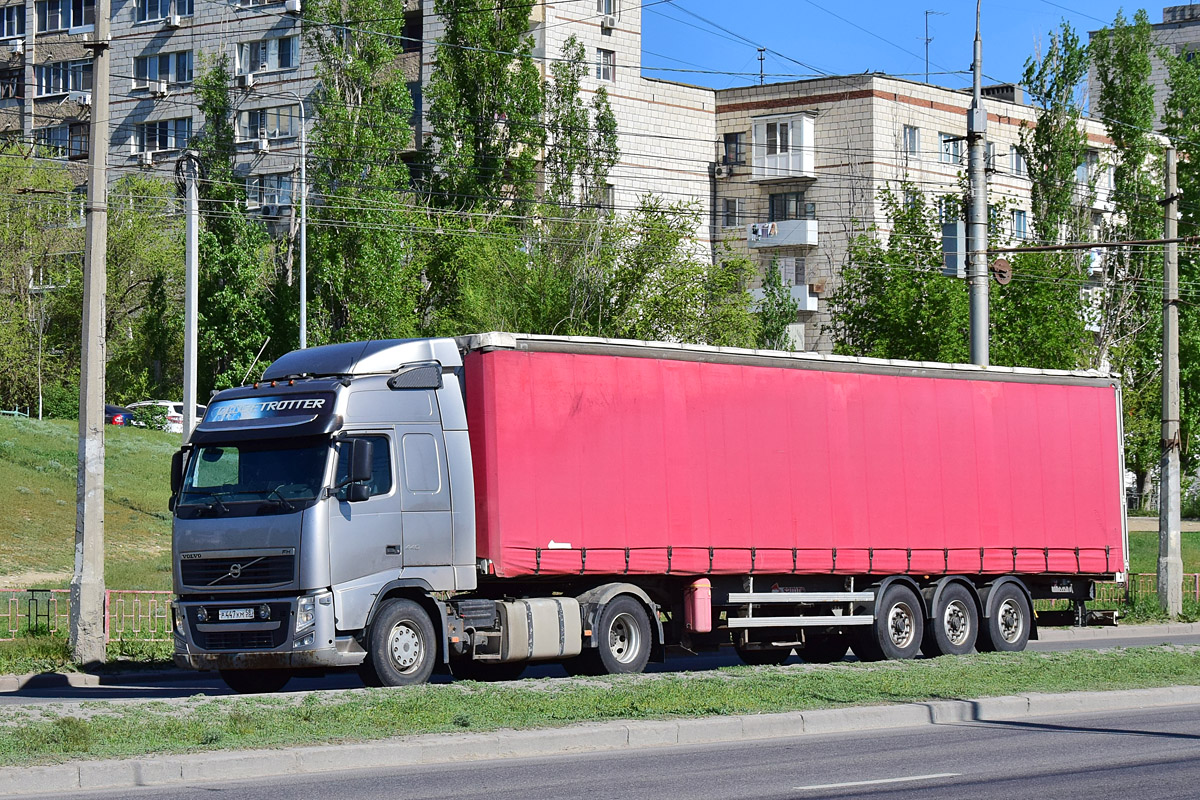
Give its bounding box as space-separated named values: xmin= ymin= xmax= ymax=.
xmin=173 ymin=591 xmax=366 ymax=672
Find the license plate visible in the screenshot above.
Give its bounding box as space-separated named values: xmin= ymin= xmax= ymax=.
xmin=218 ymin=607 xmax=255 ymax=621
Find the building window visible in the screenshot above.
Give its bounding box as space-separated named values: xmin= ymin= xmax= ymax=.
xmin=1012 ymin=209 xmax=1027 ymax=240
xmin=1010 ymin=146 xmax=1026 ymax=176
xmin=136 ymin=0 xmax=190 ymax=22
xmin=776 ymin=256 xmax=806 ymax=287
xmin=595 ymin=48 xmax=615 ymax=81
xmin=246 ymin=172 xmax=293 ymax=207
xmin=1076 ymin=149 xmax=1099 ymax=184
xmin=903 ymin=125 xmax=919 ymax=159
xmin=722 ymin=197 xmax=743 ymax=227
xmin=134 ymin=117 xmax=191 ymax=153
xmin=722 ymin=131 xmax=746 ymax=165
xmin=35 ymin=60 xmax=91 ymax=97
xmin=596 ymin=0 xmax=616 ymax=13
xmin=752 ymin=114 xmax=812 ymax=179
xmin=600 ymin=184 xmax=615 ymax=214
xmin=937 ymin=196 xmax=957 ymax=223
xmin=0 ymin=6 xmax=25 ymax=38
xmin=35 ymin=0 xmax=63 ymax=32
xmin=938 ymin=132 xmax=962 ymax=164
xmin=37 ymin=0 xmax=93 ymax=30
xmin=70 ymin=0 xmax=94 ymax=28
xmin=985 ymin=141 xmax=997 ymax=171
xmin=34 ymin=125 xmax=69 ymax=157
xmin=237 ymin=105 xmax=299 ymax=140
xmin=0 ymin=69 xmax=21 ymax=100
xmin=238 ymin=36 xmax=298 ymax=75
xmin=134 ymin=51 xmax=193 ymax=87
xmin=768 ymin=192 xmax=815 ymax=222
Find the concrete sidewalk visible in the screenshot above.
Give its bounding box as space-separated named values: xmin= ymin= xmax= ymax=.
xmin=2 ymin=684 xmax=1199 ymax=797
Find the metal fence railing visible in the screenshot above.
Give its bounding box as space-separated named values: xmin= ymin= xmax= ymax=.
xmin=0 ymin=589 xmax=173 ymax=643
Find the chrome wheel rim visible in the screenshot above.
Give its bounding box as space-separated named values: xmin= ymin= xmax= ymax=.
xmin=943 ymin=599 xmax=971 ymax=647
xmin=887 ymin=601 xmax=916 ymax=649
xmin=997 ymin=598 xmax=1024 ymax=644
xmin=388 ymin=622 xmax=422 ymax=671
xmin=608 ymin=612 xmax=642 ymax=664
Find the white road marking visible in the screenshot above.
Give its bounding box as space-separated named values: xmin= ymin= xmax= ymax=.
xmin=795 ymin=773 xmax=960 ymax=791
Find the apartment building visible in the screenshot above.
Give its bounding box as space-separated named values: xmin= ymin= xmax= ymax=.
xmin=711 ymin=75 xmax=1113 ymax=351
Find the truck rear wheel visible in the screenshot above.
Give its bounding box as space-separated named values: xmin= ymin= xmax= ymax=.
xmin=595 ymin=596 xmax=652 ymax=674
xmin=363 ymin=598 xmax=437 ymax=686
xmin=922 ymin=583 xmax=979 ymax=657
xmin=219 ymin=668 xmax=291 ymax=694
xmin=852 ymin=584 xmax=924 ymax=662
xmin=978 ymin=584 xmax=1031 ymax=652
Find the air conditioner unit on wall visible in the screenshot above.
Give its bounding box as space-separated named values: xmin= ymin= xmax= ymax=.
xmin=254 ymin=130 xmax=270 ymax=153
xmin=284 ymin=0 xmax=301 ymax=12
xmin=8 ymin=39 xmax=22 ymax=55
xmin=150 ymin=79 xmax=168 ymax=97
xmin=237 ymin=72 xmax=255 ymax=89
xmin=714 ymin=164 xmax=732 ymax=179
xmin=261 ymin=204 xmax=279 ymax=217
xmin=600 ymin=14 xmax=617 ymax=29
xmin=138 ymin=151 xmax=155 ymax=168
xmin=166 ymin=12 xmax=181 ymax=27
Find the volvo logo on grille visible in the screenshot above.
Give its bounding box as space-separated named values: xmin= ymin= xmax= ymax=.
xmin=229 ymin=563 xmax=243 ymax=579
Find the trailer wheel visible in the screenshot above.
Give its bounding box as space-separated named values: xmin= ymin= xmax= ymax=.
xmin=922 ymin=583 xmax=979 ymax=657
xmin=364 ymin=598 xmax=437 ymax=686
xmin=800 ymin=633 xmax=849 ymax=664
xmin=450 ymin=658 xmax=527 ymax=682
xmin=734 ymin=644 xmax=792 ymax=666
xmin=219 ymin=669 xmax=291 ymax=694
xmin=595 ymin=596 xmax=652 ymax=674
xmin=854 ymin=584 xmax=924 ymax=662
xmin=979 ymin=584 xmax=1031 ymax=652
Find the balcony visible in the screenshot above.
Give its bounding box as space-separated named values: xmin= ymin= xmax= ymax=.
xmin=750 ymin=282 xmax=819 ymax=313
xmin=747 ymin=219 xmax=818 ymax=249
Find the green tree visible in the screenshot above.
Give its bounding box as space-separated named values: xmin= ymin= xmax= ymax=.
xmin=423 ymin=0 xmax=544 ymax=208
xmin=756 ymin=256 xmax=800 ymax=350
xmin=1092 ymin=9 xmax=1164 ymax=498
xmin=306 ymin=0 xmax=423 ymax=343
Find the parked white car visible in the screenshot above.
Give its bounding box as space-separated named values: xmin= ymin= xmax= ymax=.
xmin=127 ymin=401 xmax=208 ymax=434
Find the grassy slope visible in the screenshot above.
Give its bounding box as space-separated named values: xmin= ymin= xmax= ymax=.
xmin=0 ymin=417 xmax=175 ymax=590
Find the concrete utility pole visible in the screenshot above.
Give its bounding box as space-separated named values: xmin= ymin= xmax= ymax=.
xmin=1160 ymin=146 xmax=1183 ymax=617
xmin=70 ymin=0 xmax=111 ymax=666
xmin=967 ymin=0 xmax=988 ymax=367
xmin=181 ymin=151 xmax=200 ymax=443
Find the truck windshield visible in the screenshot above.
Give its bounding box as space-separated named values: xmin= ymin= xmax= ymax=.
xmin=176 ymin=438 xmax=329 ymax=519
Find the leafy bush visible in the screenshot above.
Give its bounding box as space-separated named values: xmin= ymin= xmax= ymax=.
xmin=41 ymin=383 xmax=78 ymax=420
xmin=131 ymin=404 xmax=169 ymax=431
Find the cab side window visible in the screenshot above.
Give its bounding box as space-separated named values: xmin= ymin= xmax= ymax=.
xmin=335 ymin=435 xmax=393 ymax=499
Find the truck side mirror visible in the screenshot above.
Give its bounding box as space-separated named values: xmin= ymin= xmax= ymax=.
xmin=349 ymin=438 xmax=374 ymax=485
xmin=346 ymin=484 xmax=371 ymax=503
xmin=169 ymin=449 xmax=186 ymax=511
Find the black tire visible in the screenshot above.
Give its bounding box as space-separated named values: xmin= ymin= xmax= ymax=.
xmin=450 ymin=658 xmax=527 ymax=682
xmin=219 ymin=668 xmax=291 ymax=694
xmin=800 ymin=633 xmax=849 ymax=664
xmin=856 ymin=583 xmax=924 ymax=662
xmin=594 ymin=596 xmax=652 ymax=674
xmin=978 ymin=583 xmax=1031 ymax=652
xmin=922 ymin=583 xmax=980 ymax=657
xmin=735 ymin=644 xmax=793 ymax=666
xmin=364 ymin=598 xmax=437 ymax=686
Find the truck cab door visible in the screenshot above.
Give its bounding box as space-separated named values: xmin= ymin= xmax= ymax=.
xmin=327 ymin=432 xmax=403 ymax=589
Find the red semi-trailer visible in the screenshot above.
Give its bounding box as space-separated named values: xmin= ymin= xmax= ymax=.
xmin=172 ymin=333 xmax=1127 ymax=691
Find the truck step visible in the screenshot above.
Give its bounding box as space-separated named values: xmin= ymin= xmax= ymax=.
xmin=726 ymin=615 xmax=874 ymax=628
xmin=726 ymin=592 xmax=874 ymax=604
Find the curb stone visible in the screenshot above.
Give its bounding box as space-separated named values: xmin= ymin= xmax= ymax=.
xmin=2 ymin=685 xmax=1199 ymax=797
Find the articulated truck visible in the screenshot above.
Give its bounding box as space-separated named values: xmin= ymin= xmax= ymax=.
xmin=170 ymin=333 xmax=1127 ymax=693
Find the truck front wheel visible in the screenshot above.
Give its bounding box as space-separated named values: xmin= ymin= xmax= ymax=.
xmin=978 ymin=584 xmax=1031 ymax=652
xmin=595 ymin=596 xmax=652 ymax=674
xmin=362 ymin=598 xmax=437 ymax=686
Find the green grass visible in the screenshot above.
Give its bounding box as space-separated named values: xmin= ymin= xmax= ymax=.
xmin=0 ymin=637 xmax=174 ymax=676
xmin=0 ymin=417 xmax=176 ymax=591
xmin=0 ymin=647 xmax=1198 ymax=768
xmin=1127 ymin=530 xmax=1200 ymax=575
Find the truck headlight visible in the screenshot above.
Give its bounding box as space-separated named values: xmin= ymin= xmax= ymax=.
xmin=172 ymin=603 xmax=186 ymax=633
xmin=296 ymin=596 xmax=315 ymax=631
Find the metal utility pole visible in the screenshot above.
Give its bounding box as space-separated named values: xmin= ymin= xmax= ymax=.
xmin=70 ymin=0 xmax=111 ymax=666
xmin=1160 ymin=146 xmax=1183 ymax=617
xmin=967 ymin=0 xmax=988 ymax=367
xmin=758 ymin=48 xmax=765 ymax=86
xmin=181 ymin=151 xmax=200 ymax=442
xmin=924 ymin=10 xmax=947 ymax=84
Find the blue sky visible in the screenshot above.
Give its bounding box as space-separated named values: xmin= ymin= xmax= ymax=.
xmin=639 ymin=0 xmax=1145 ymax=92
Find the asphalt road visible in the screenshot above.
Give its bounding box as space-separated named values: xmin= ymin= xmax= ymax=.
xmin=2 ymin=627 xmax=1199 ymax=705
xmin=34 ymin=702 xmax=1200 ymax=800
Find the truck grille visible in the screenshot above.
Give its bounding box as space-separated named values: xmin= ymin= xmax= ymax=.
xmin=180 ymin=555 xmax=295 ymax=588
